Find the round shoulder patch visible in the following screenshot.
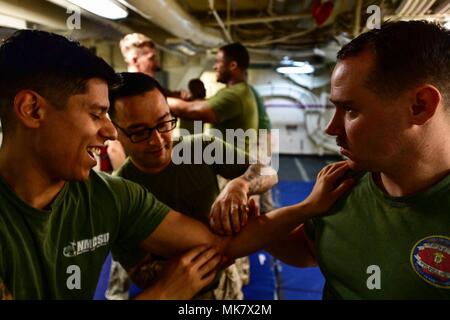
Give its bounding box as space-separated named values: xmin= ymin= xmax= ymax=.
xmin=410 ymin=236 xmax=450 ymax=289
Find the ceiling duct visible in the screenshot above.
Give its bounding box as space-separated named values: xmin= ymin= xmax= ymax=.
xmin=0 ymin=0 xmax=67 ymax=30
xmin=121 ymin=0 xmax=225 ymax=47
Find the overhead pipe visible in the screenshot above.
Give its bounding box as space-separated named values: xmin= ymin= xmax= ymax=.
xmin=435 ymin=0 xmax=450 ymax=14
xmin=395 ymin=0 xmax=414 ymax=16
xmin=205 ymin=14 xmax=311 ymax=26
xmin=208 ymin=0 xmax=232 ymax=42
xmin=404 ymin=0 xmax=420 ymax=16
xmin=124 ymin=0 xmax=224 ymax=47
xmin=418 ymin=0 xmax=436 ymax=15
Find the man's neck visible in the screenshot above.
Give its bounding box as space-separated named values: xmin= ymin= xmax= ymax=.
xmin=0 ymin=146 xmax=65 ymax=210
xmin=227 ymin=74 xmax=246 ymax=86
xmin=375 ymin=151 xmax=450 ymax=197
xmin=130 ymin=158 xmax=171 ymax=175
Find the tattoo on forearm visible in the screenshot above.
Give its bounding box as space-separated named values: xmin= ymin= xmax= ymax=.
xmin=243 ymin=164 xmax=277 ymax=194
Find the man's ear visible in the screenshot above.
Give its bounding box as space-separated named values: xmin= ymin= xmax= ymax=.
xmin=13 ymin=90 xmax=47 ymax=128
xmin=228 ymin=61 xmax=238 ymax=71
xmin=410 ymin=85 xmax=441 ymax=125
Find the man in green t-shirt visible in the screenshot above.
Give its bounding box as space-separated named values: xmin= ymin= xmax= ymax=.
xmin=167 ymin=43 xmax=258 ymax=149
xmin=236 ymin=21 xmax=450 ymax=299
xmin=106 ymin=72 xmax=278 ymax=299
xmin=0 ymin=30 xmax=355 ymax=300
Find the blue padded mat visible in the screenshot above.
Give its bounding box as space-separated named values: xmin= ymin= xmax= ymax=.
xmin=243 ymin=181 xmax=325 ymax=300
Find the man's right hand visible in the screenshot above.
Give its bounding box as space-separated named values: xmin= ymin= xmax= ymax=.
xmin=135 ymin=245 xmax=222 ymax=300
xmin=301 ymin=160 xmax=356 ymax=216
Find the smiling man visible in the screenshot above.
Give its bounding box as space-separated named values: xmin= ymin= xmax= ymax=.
xmin=106 ymin=72 xmax=277 ymax=300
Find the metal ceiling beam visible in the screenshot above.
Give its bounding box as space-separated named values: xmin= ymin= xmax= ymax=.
xmin=435 ymin=0 xmax=450 ymax=14
xmin=205 ymin=13 xmax=311 ymax=26
xmin=124 ymin=0 xmax=224 ymax=47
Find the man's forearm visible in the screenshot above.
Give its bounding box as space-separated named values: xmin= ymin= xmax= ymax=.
xmin=168 ymin=98 xmax=216 ymax=123
xmin=220 ymin=202 xmax=317 ymax=260
xmin=239 ymin=163 xmax=278 ymax=195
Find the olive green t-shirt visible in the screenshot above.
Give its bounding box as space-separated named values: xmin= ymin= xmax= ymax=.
xmin=310 ymin=173 xmax=450 ymax=299
xmin=208 ymin=82 xmax=258 ymax=144
xmin=0 ymin=170 xmax=169 ymax=299
xmin=249 ymin=85 xmax=271 ymax=130
xmin=116 ymin=134 xmax=249 ymax=224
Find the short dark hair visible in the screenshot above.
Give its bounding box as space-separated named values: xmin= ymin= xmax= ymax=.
xmin=337 ymin=20 xmax=450 ymax=102
xmin=188 ymin=78 xmax=206 ymax=99
xmin=108 ymin=72 xmax=166 ymax=120
xmin=0 ymin=30 xmax=119 ymax=130
xmin=219 ymin=42 xmax=250 ymax=70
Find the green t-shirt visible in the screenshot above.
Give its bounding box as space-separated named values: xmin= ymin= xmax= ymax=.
xmin=310 ymin=173 xmax=450 ymax=299
xmin=0 ymin=170 xmax=169 ymax=299
xmin=113 ymin=134 xmax=248 ymax=294
xmin=249 ymin=85 xmax=271 ymax=130
xmin=208 ymin=82 xmax=258 ymax=139
xmin=116 ymin=134 xmax=249 ymax=224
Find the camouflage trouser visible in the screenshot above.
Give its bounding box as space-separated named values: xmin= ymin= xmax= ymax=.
xmin=106 ymin=257 xmax=248 ymax=300
xmin=106 ymin=260 xmax=131 ymax=300
xmin=194 ymin=256 xmax=250 ymax=300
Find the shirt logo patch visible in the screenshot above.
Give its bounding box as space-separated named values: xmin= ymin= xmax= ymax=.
xmin=63 ymin=233 xmax=110 ymax=257
xmin=410 ymin=236 xmax=450 ymax=289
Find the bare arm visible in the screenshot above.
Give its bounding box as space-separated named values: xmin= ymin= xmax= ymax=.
xmin=0 ymin=281 xmax=13 ymax=300
xmin=139 ymin=210 xmax=221 ymax=257
xmin=210 ymin=163 xmax=278 ymax=234
xmin=140 ymin=161 xmax=353 ymax=262
xmin=265 ymin=224 xmax=317 ymax=267
xmin=167 ymin=97 xmax=218 ymax=124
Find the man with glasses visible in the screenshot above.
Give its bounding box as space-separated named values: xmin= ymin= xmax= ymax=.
xmin=106 ymin=72 xmax=278 ymax=300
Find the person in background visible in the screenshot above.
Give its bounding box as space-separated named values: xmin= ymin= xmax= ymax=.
xmin=178 ymin=78 xmax=207 ymax=135
xmin=106 ymin=72 xmax=278 ymax=300
xmin=168 ymin=43 xmax=258 ymax=152
xmin=224 ymin=20 xmax=450 ymax=300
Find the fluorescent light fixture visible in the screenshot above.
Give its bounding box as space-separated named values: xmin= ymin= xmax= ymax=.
xmin=280 ymin=56 xmax=293 ymax=65
xmin=0 ymin=13 xmax=26 ymax=29
xmin=176 ymin=44 xmax=196 ymax=56
xmin=276 ymin=64 xmax=314 ymax=74
xmin=67 ymin=0 xmax=127 ymax=20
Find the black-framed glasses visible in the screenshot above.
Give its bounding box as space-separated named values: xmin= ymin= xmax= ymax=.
xmin=113 ymin=118 xmax=178 ymax=143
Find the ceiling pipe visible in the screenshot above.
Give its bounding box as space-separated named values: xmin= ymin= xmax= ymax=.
xmin=435 ymin=0 xmax=450 ymax=14
xmin=208 ymin=0 xmax=232 ymax=42
xmin=395 ymin=0 xmax=414 ymax=16
xmin=404 ymin=0 xmax=420 ymax=16
xmin=418 ymin=0 xmax=436 ymax=15
xmin=353 ymin=0 xmax=363 ymax=37
xmin=123 ymin=0 xmax=224 ymax=47
xmin=205 ymin=14 xmax=311 ymax=26
xmin=413 ymin=0 xmax=431 ymax=15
